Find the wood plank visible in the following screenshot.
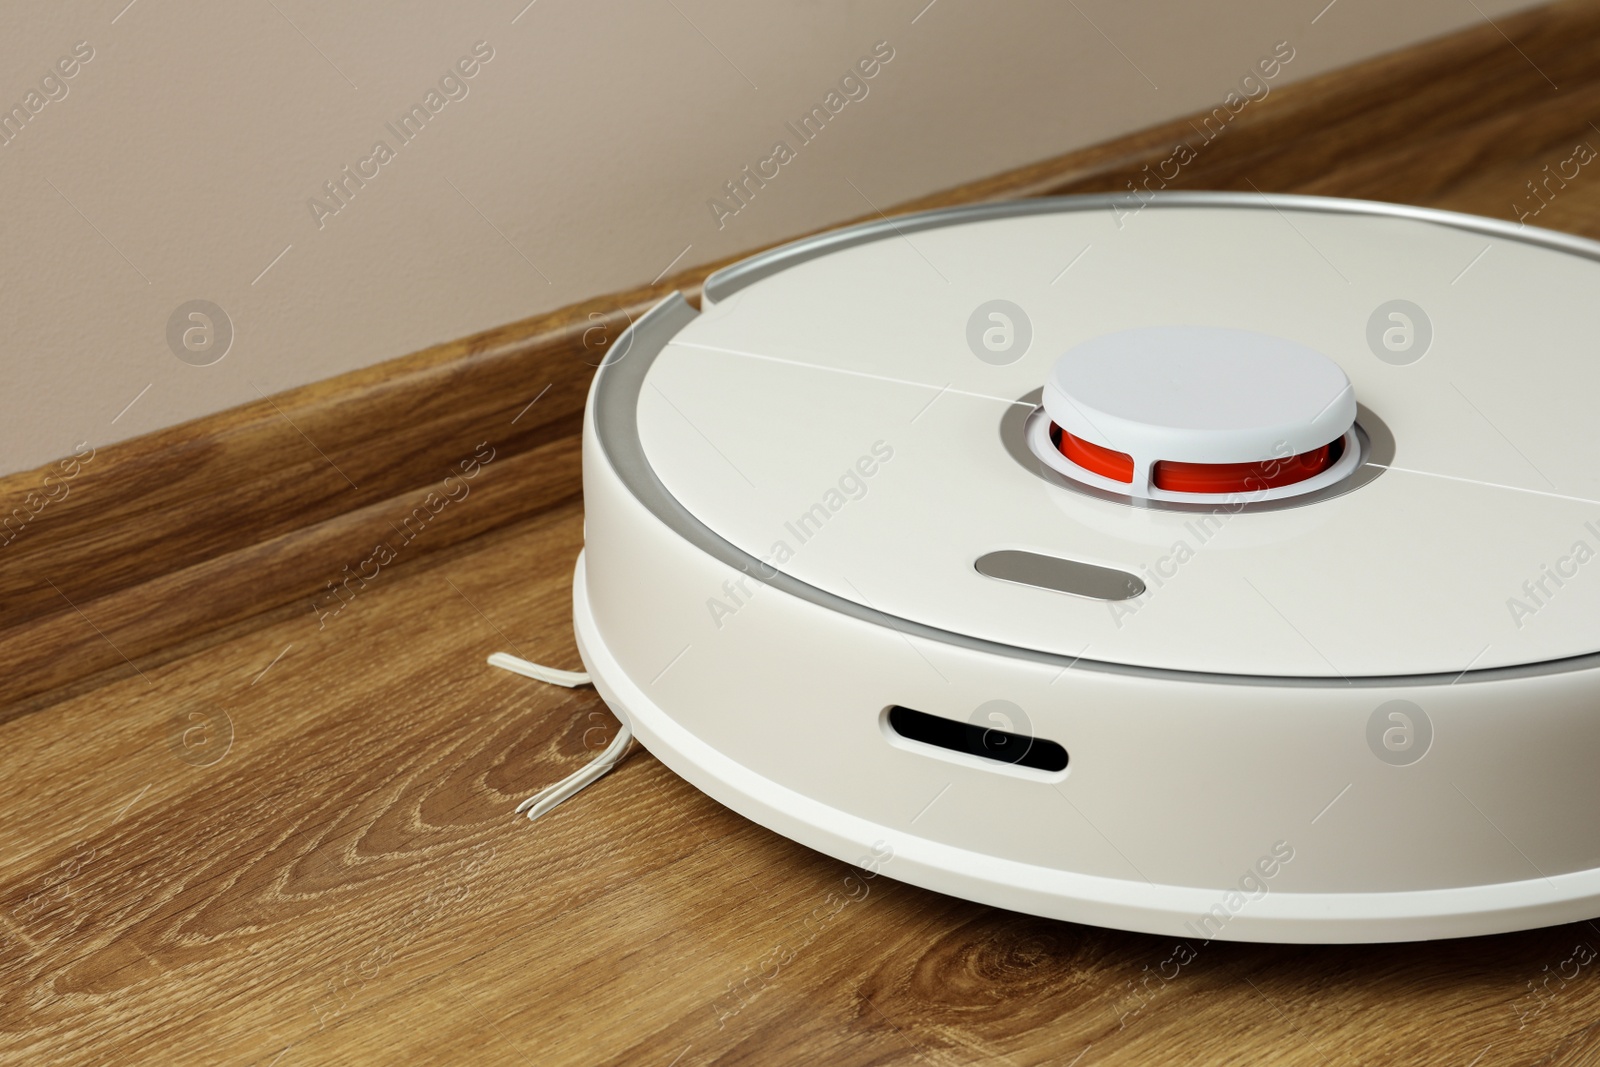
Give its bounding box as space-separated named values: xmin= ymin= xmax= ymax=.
xmin=9 ymin=507 xmax=1600 ymax=1065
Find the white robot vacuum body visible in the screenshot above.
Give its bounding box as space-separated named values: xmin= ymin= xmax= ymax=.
xmin=575 ymin=194 xmax=1600 ymax=943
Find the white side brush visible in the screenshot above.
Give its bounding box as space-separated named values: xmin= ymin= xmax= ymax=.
xmin=487 ymin=652 xmax=633 ymax=822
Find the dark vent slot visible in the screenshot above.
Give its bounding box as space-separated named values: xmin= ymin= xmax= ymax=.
xmin=888 ymin=706 xmax=1068 ymax=773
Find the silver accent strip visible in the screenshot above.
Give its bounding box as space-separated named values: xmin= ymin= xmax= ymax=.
xmin=975 ymin=549 xmax=1145 ymax=601
xmin=703 ymin=191 xmax=1600 ymax=301
xmin=596 ymin=197 xmax=1600 ymax=687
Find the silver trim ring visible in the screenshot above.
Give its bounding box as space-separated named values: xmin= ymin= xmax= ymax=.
xmin=595 ymin=194 xmax=1600 ymax=687
xmin=703 ymin=190 xmax=1600 ymax=301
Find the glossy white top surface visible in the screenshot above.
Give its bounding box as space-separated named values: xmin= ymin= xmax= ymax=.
xmin=636 ymin=205 xmax=1600 ymax=677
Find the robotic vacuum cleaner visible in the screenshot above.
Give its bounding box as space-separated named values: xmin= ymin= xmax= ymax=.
xmin=574 ymin=193 xmax=1600 ymax=942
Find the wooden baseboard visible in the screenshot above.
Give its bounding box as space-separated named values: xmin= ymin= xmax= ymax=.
xmin=5 ymin=0 xmax=1600 ymax=717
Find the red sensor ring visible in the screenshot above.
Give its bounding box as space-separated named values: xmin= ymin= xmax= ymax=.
xmin=1053 ymin=423 xmax=1342 ymax=494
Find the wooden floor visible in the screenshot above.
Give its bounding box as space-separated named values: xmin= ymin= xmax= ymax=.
xmin=11 ymin=4 xmax=1600 ymax=1064
xmin=18 ymin=501 xmax=1600 ymax=1067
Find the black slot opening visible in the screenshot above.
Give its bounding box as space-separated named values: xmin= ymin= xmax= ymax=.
xmin=887 ymin=706 xmax=1068 ymax=773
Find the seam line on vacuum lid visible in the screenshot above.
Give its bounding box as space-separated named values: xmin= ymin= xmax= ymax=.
xmin=596 ymin=289 xmax=1600 ymax=690
xmin=670 ymin=338 xmax=1032 ymax=408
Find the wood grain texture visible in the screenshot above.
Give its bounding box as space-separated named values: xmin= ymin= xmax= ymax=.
xmin=9 ymin=507 xmax=1600 ymax=1067
xmin=8 ymin=1 xmax=1600 ymax=1063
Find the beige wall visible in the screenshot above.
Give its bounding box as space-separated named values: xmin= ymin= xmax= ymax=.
xmin=0 ymin=0 xmax=1544 ymax=475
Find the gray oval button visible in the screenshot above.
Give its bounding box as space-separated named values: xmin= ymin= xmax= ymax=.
xmin=975 ymin=550 xmax=1145 ymax=601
